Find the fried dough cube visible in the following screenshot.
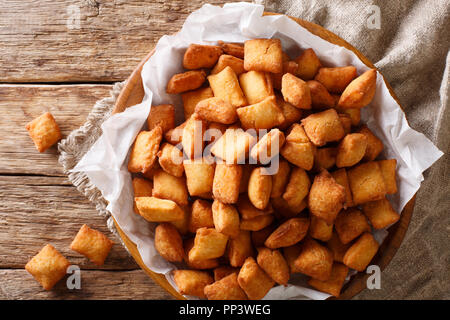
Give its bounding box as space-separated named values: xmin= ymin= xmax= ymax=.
xmin=309 ymin=216 xmax=333 ymax=242
xmin=132 ymin=177 xmax=153 ymax=214
xmin=212 ymin=200 xmax=240 ymax=238
xmin=239 ymin=71 xmax=274 ymax=105
xmin=314 ymin=66 xmax=357 ymax=93
xmin=327 ymin=231 xmax=351 ymax=263
xmin=272 ymin=197 xmax=307 ymax=219
xmin=358 ymin=125 xmax=384 ymax=161
xmin=338 ymin=69 xmax=377 ymax=109
xmin=294 ymin=238 xmax=333 ymax=281
xmin=25 ymin=244 xmax=70 ymax=290
xmin=276 ymin=95 xmax=302 ymax=130
xmin=189 ymin=199 xmax=214 ymax=233
xmin=248 ymin=167 xmax=272 ymax=210
xmin=135 ymin=196 xmax=184 ymax=222
xmin=189 ymin=228 xmax=229 ymax=261
xmin=347 ymin=161 xmax=386 ymax=205
xmin=251 ymin=225 xmax=276 ymax=248
xmin=307 ymin=80 xmax=335 ymax=109
xmin=166 ymin=70 xmax=206 ymax=94
xmin=195 ymin=97 xmax=237 ymax=124
xmin=70 ymin=224 xmax=114 ymax=266
xmin=362 ymin=198 xmax=400 ymax=229
xmin=301 ymin=108 xmax=345 ymax=146
xmin=336 ymin=133 xmax=368 ymax=167
xmin=157 ymin=143 xmax=184 ymax=177
xmin=128 ymin=127 xmax=163 ymax=174
xmin=239 ymin=164 xmax=253 ymax=193
xmin=182 ymin=114 xmax=206 ymax=160
xmin=335 ymin=104 xmax=361 ymax=126
xmin=280 ymin=123 xmax=315 ymax=170
xmin=294 ymin=48 xmax=322 ymax=80
xmin=211 ymin=127 xmax=257 ymax=164
xmin=339 ymin=114 xmax=352 ymax=135
xmin=228 ymin=229 xmax=253 ymax=267
xmin=165 ymin=121 xmax=187 ymax=146
xmin=250 ymin=129 xmax=285 ymax=163
xmin=314 ymin=147 xmax=337 ymax=171
xmin=218 ymin=41 xmax=245 ymax=59
xmin=283 ymin=244 xmax=302 ymax=274
xmin=265 ymin=217 xmax=310 ymax=249
xmin=183 ymin=44 xmax=223 ymax=69
xmin=204 ymin=273 xmax=248 ymax=300
xmin=378 ymin=159 xmax=398 ymax=194
xmin=308 ymin=170 xmax=346 ymax=224
xmin=25 ymin=112 xmax=62 ymax=153
xmin=154 ymin=223 xmax=184 ymax=262
xmin=213 ymin=163 xmax=242 ymax=204
xmin=152 ymin=169 xmax=188 ymax=206
xmin=211 ymin=54 xmax=245 ymax=75
xmin=181 ymin=87 xmax=214 ymax=120
xmin=308 ymin=263 xmax=349 ymax=297
xmin=173 ymin=270 xmax=213 ymax=298
xmin=208 ymin=66 xmax=247 ymax=108
xmin=240 ymin=214 xmax=274 ymax=231
xmin=141 ymin=161 xmax=161 ymax=179
xmin=257 ymin=247 xmax=290 ymax=286
xmin=237 ymin=96 xmax=285 ymax=130
xmin=244 ymin=38 xmax=283 ymax=73
xmin=281 ymin=73 xmax=312 ymax=109
xmin=213 ymin=266 xmax=239 ymax=281
xmin=170 ymin=204 xmax=191 ymax=235
xmin=331 ymin=168 xmax=354 ymax=208
xmin=147 ymin=104 xmax=175 ymax=134
xmin=184 ymin=158 xmax=215 ymax=196
xmin=335 ymin=208 xmax=371 ymax=244
xmin=184 ymin=238 xmax=219 ymax=270
xmin=270 ymin=159 xmax=291 ymax=198
xmin=238 ymin=257 xmax=275 ymax=300
xmin=272 ymin=61 xmax=299 ymax=90
xmin=282 ymin=167 xmax=310 ymax=210
xmin=237 ymin=194 xmax=273 ymax=220
xmin=343 ymin=232 xmax=379 ymax=271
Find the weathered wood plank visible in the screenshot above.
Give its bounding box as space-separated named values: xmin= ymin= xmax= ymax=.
xmin=0 ymin=269 xmax=173 ymax=300
xmin=0 ymin=175 xmax=138 ymax=270
xmin=0 ymin=0 xmax=249 ymax=82
xmin=0 ymin=84 xmax=112 ymax=176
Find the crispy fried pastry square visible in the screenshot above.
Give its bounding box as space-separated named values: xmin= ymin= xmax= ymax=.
xmin=347 ymin=161 xmax=386 ymax=205
xmin=237 ymin=257 xmax=275 ymax=300
xmin=155 ymin=223 xmax=184 ymax=262
xmin=128 ymin=127 xmax=163 ymax=174
xmin=208 ymin=66 xmax=247 ymax=108
xmin=301 ymin=108 xmax=345 ymax=146
xmin=362 ymin=197 xmax=400 ymax=229
xmin=173 ymin=270 xmax=214 ymax=298
xmin=70 ymin=224 xmax=114 ymax=266
xmin=147 ymin=104 xmax=175 ymax=134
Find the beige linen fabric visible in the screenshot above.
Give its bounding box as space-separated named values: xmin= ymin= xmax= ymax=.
xmin=59 ymin=1 xmax=449 ymax=299
xmin=258 ymin=0 xmax=449 ymax=299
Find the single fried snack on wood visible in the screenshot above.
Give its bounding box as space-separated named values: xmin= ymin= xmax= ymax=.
xmin=25 ymin=244 xmax=70 ymax=290
xmin=70 ymin=224 xmax=114 ymax=266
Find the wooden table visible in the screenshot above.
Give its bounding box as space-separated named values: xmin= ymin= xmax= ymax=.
xmin=0 ymin=0 xmax=248 ymax=300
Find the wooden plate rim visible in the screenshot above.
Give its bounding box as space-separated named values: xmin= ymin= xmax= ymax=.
xmin=111 ymin=12 xmax=415 ymax=300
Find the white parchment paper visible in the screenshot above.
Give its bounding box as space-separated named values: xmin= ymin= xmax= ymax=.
xmin=71 ymin=2 xmax=443 ymax=300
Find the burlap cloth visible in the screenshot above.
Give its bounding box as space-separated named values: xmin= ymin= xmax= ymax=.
xmin=59 ymin=1 xmax=449 ymax=299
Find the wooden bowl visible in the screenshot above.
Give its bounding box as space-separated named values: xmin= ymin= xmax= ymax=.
xmin=112 ymin=13 xmax=415 ymax=300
